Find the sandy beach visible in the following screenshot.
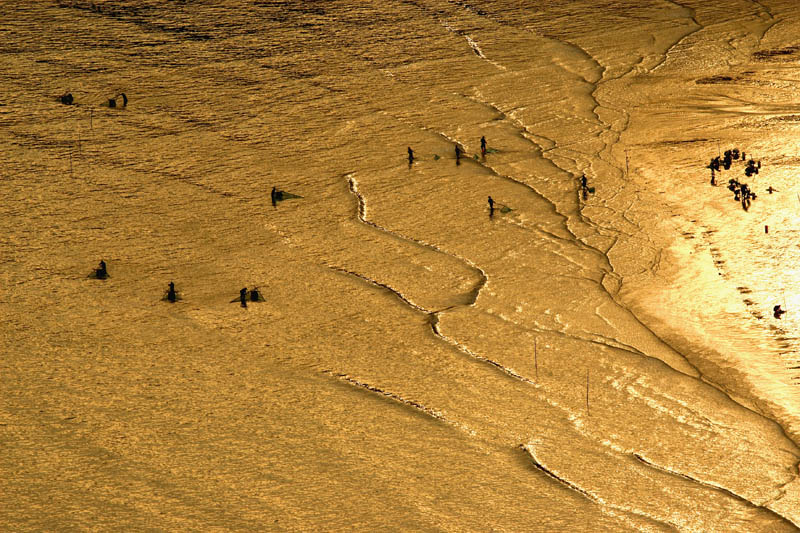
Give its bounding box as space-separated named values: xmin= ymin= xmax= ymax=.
xmin=3 ymin=1 xmax=800 ymax=530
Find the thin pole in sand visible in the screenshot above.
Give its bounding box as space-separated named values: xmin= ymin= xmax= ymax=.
xmin=534 ymin=339 xmax=539 ymax=381
xmin=585 ymin=369 xmax=590 ymax=416
xmin=625 ymin=149 xmax=629 ymax=177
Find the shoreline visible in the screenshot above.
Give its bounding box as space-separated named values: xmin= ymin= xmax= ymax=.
xmin=608 ymin=111 xmax=800 ymax=444
xmin=4 ymin=2 xmax=800 ymax=529
xmin=577 ymin=0 xmax=800 ymax=447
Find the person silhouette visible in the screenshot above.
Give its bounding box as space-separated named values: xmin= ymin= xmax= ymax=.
xmin=239 ymin=287 xmax=248 ymax=308
xmin=167 ymin=282 xmax=177 ymax=303
xmin=408 ymin=147 xmax=414 ymax=165
xmin=480 ymin=136 xmax=487 ymax=157
xmin=488 ymin=196 xmax=495 ymax=216
xmin=774 ymin=304 xmax=786 ymax=319
xmin=271 ymin=186 xmax=284 ymax=207
xmin=95 ymin=260 xmax=108 ymax=280
xmin=580 ymin=175 xmax=590 ymax=200
xmin=455 ymin=144 xmax=461 ymax=164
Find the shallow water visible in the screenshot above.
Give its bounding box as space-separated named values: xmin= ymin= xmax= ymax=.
xmin=2 ymin=1 xmax=800 ymax=531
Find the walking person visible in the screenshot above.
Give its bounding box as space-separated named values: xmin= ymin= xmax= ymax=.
xmin=480 ymin=136 xmax=487 ymax=157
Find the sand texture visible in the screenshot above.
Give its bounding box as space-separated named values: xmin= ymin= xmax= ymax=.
xmin=3 ymin=1 xmax=800 ymax=531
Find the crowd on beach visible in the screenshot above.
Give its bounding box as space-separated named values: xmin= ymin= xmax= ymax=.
xmin=706 ymin=147 xmax=789 ymax=319
xmin=64 ymin=90 xmax=782 ymax=325
xmin=708 ymin=148 xmax=766 ymax=211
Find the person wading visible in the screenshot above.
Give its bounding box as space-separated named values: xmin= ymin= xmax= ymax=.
xmin=166 ymin=282 xmax=177 ymax=303
xmin=95 ymin=260 xmax=108 ymax=280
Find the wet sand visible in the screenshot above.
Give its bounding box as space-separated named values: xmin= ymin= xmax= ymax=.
xmin=2 ymin=1 xmax=800 ymax=530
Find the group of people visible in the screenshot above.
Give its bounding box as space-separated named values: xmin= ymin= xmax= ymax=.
xmin=726 ymin=178 xmax=757 ymax=211
xmin=744 ymin=158 xmax=761 ymax=178
xmin=59 ymin=91 xmax=128 ymax=108
xmin=406 ymin=136 xmax=533 ymax=217
xmin=236 ymin=287 xmax=263 ymax=307
xmin=407 ymin=136 xmax=488 ymax=166
xmin=706 ymin=150 xmax=789 ymax=318
xmin=708 ymin=147 xmax=762 ymax=211
xmin=90 ymin=261 xmax=262 ymax=307
xmin=708 ymin=148 xmax=746 ymax=175
xmin=108 ymin=92 xmax=128 ymax=108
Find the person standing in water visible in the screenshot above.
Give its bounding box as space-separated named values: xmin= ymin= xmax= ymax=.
xmin=580 ymin=174 xmax=590 ymax=201
xmin=166 ymin=282 xmax=177 ymax=303
xmin=488 ymin=196 xmax=495 ymax=216
xmin=455 ymin=143 xmax=461 ymax=164
xmin=271 ymin=186 xmax=283 ymax=207
xmin=480 ymin=136 xmax=487 ymax=157
xmin=408 ymin=147 xmax=414 ymax=165
xmin=95 ymin=260 xmax=108 ymax=279
xmin=239 ymin=287 xmax=248 ymax=308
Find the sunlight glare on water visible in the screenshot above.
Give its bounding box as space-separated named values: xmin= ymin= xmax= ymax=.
xmin=2 ymin=1 xmax=800 ymax=531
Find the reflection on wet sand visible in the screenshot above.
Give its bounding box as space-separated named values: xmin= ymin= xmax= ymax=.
xmin=2 ymin=1 xmax=800 ymax=530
